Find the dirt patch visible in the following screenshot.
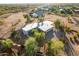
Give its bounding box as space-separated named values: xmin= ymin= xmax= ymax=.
xmin=0 ymin=12 xmax=27 ymax=39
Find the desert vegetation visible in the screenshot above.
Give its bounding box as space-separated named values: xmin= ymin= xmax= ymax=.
xmin=0 ymin=4 xmax=79 ymax=56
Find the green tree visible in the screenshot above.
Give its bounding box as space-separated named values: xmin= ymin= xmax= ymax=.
xmin=31 ymin=29 xmax=38 ymax=35
xmin=54 ymin=19 xmax=62 ymax=30
xmin=35 ymin=31 xmax=45 ymax=46
xmin=24 ymin=37 xmax=38 ymax=55
xmin=11 ymin=31 xmax=21 ymax=40
xmin=51 ymin=6 xmax=60 ymax=14
xmin=1 ymin=39 xmax=13 ymax=49
xmin=24 ymin=14 xmax=31 ymax=23
xmin=31 ymin=29 xmax=45 ymax=46
xmin=48 ymin=39 xmax=64 ymax=56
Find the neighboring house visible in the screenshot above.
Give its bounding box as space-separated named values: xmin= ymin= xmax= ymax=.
xmin=59 ymin=8 xmax=63 ymax=11
xmin=59 ymin=8 xmax=67 ymax=14
xmin=38 ymin=6 xmax=52 ymax=14
xmin=74 ymin=10 xmax=79 ymax=14
xmin=30 ymin=13 xmax=38 ymax=18
xmin=39 ymin=6 xmax=52 ymax=11
xmin=30 ymin=10 xmax=44 ymax=18
xmin=59 ymin=8 xmax=73 ymax=14
xmin=64 ymin=8 xmax=73 ymax=14
xmin=22 ymin=21 xmax=54 ymax=36
xmin=30 ymin=5 xmax=53 ymax=18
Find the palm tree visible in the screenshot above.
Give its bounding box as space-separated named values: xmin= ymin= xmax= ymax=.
xmin=48 ymin=39 xmax=64 ymax=56
xmin=24 ymin=37 xmax=38 ymax=56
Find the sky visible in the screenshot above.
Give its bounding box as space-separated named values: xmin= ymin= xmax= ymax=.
xmin=0 ymin=0 xmax=79 ymax=4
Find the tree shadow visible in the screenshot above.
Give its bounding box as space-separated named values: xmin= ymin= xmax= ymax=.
xmin=72 ymin=17 xmax=79 ymax=25
xmin=45 ymin=29 xmax=54 ymax=40
xmin=55 ymin=29 xmax=76 ymax=56
xmin=10 ymin=29 xmax=27 ymax=44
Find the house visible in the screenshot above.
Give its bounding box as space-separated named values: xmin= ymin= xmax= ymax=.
xmin=59 ymin=8 xmax=67 ymax=14
xmin=30 ymin=5 xmax=53 ymax=18
xmin=38 ymin=5 xmax=52 ymax=14
xmin=39 ymin=6 xmax=52 ymax=11
xmin=38 ymin=21 xmax=53 ymax=33
xmin=22 ymin=23 xmax=38 ymax=35
xmin=30 ymin=10 xmax=44 ymax=18
xmin=74 ymin=10 xmax=79 ymax=14
xmin=22 ymin=21 xmax=54 ymax=36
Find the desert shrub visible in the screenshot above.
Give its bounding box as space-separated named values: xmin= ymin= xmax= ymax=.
xmin=59 ymin=38 xmax=65 ymax=43
xmin=1 ymin=39 xmax=13 ymax=49
xmin=64 ymin=26 xmax=71 ymax=33
xmin=54 ymin=19 xmax=63 ymax=30
xmin=24 ymin=37 xmax=38 ymax=55
xmin=77 ymin=32 xmax=79 ymax=37
xmin=48 ymin=39 xmax=64 ymax=56
xmin=73 ymin=35 xmax=77 ymax=40
xmin=0 ymin=20 xmax=4 ymax=25
xmin=30 ymin=29 xmax=39 ymax=35
xmin=25 ymin=14 xmax=32 ymax=23
xmin=30 ymin=29 xmax=45 ymax=46
xmin=11 ymin=31 xmax=21 ymax=39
